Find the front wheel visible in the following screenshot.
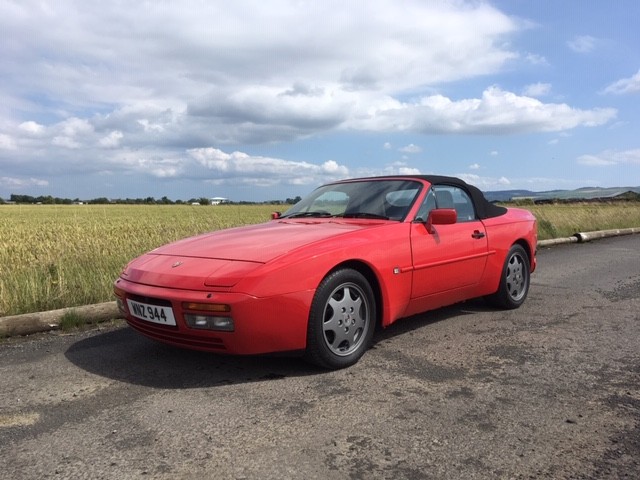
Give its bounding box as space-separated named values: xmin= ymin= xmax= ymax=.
xmin=486 ymin=244 xmax=530 ymax=309
xmin=305 ymin=268 xmax=376 ymax=369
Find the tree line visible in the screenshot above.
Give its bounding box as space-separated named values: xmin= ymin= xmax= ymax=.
xmin=1 ymin=194 xmax=302 ymax=206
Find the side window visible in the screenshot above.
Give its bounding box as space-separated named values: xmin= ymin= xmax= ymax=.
xmin=414 ymin=188 xmax=437 ymax=222
xmin=433 ymin=185 xmax=476 ymax=223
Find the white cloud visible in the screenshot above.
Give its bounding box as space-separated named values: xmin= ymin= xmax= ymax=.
xmin=320 ymin=160 xmax=347 ymax=174
xmin=498 ymin=176 xmax=596 ymax=191
xmin=352 ymin=87 xmax=616 ymax=134
xmin=1 ymin=1 xmax=519 ymax=111
xmin=0 ymin=134 xmax=17 ymax=150
xmin=96 ymin=150 xmax=187 ymax=179
xmin=137 ymin=119 xmax=166 ymax=133
xmin=189 ymin=85 xmax=352 ymax=135
xmin=354 ymin=161 xmax=421 ymax=178
xmin=19 ymin=121 xmax=45 ymax=135
xmin=58 ymin=117 xmax=94 ymax=137
xmin=382 ymin=161 xmax=421 ymax=176
xmin=0 ymin=4 xmax=615 ymax=145
xmin=522 ymin=82 xmax=551 ymax=97
xmin=383 ymin=142 xmax=392 ymax=150
xmin=458 ymin=174 xmax=600 ymax=191
xmin=188 ymin=148 xmax=426 ymax=186
xmin=0 ymin=1 xmax=547 ymax=149
xmin=0 ymin=176 xmax=49 ymax=188
xmin=577 ymin=149 xmax=640 ymax=166
xmin=52 ymin=136 xmax=80 ymax=149
xmin=567 ymin=35 xmax=597 ymax=53
xmin=43 ymin=117 xmax=95 ymax=149
xmin=99 ymin=131 xmax=124 ymax=148
xmin=188 ymin=148 xmax=350 ymax=186
xmin=399 ymin=143 xmax=422 ymax=153
xmin=525 ymin=53 xmax=549 ymax=66
xmin=490 ymin=150 xmax=499 ymax=156
xmin=187 ymin=85 xmax=616 ymax=140
xmin=455 ymin=173 xmax=512 ymax=190
xmin=469 ymin=163 xmax=481 ymax=170
xmin=604 ymin=69 xmax=640 ymax=95
xmin=397 ymin=166 xmax=421 ymax=175
xmin=137 ymin=158 xmax=182 ymax=178
xmin=3 ymin=81 xmax=613 ymax=190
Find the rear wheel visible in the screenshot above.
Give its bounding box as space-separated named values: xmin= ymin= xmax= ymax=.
xmin=486 ymin=244 xmax=530 ymax=309
xmin=305 ymin=268 xmax=376 ymax=369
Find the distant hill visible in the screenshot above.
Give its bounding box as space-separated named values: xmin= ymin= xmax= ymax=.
xmin=484 ymin=186 xmax=640 ymax=203
xmin=483 ymin=190 xmax=536 ymax=202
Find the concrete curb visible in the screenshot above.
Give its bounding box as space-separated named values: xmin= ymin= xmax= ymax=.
xmin=537 ymin=236 xmax=578 ymax=247
xmin=572 ymin=227 xmax=640 ymax=243
xmin=0 ymin=302 xmax=119 ymax=338
xmin=538 ymin=226 xmax=640 ymax=248
xmin=1 ymin=226 xmax=639 ymax=339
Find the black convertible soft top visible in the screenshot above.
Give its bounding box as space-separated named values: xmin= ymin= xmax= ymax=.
xmin=368 ymin=175 xmax=508 ymax=220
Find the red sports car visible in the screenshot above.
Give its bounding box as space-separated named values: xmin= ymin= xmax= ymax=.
xmin=114 ymin=175 xmax=537 ymax=369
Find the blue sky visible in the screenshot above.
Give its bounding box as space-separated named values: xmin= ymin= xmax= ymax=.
xmin=1 ymin=0 xmax=639 ymax=201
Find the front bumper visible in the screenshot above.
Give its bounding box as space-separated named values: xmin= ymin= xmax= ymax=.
xmin=114 ymin=277 xmax=314 ymax=355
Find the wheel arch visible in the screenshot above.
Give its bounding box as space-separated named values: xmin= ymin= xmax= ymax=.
xmin=325 ymin=260 xmax=383 ymax=329
xmin=514 ymin=238 xmax=533 ymax=268
xmin=484 ymin=240 xmax=531 ymax=309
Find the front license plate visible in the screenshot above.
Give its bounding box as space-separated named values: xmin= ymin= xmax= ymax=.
xmin=126 ymin=299 xmax=176 ymax=326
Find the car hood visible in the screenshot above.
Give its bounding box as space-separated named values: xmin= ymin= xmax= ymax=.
xmin=122 ymin=220 xmax=388 ymax=289
xmin=149 ymin=219 xmax=383 ymax=262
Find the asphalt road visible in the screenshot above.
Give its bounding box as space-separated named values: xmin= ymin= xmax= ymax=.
xmin=1 ymin=235 xmax=639 ymax=480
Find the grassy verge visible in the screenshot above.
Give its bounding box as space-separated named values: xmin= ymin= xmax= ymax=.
xmin=516 ymin=201 xmax=640 ymax=240
xmin=58 ymin=310 xmax=85 ymax=331
xmin=1 ymin=202 xmax=639 ymax=316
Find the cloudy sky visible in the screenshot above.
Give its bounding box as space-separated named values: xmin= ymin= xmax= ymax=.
xmin=1 ymin=1 xmax=639 ymax=201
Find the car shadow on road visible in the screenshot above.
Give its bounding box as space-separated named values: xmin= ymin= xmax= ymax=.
xmin=64 ymin=327 xmax=318 ymax=389
xmin=65 ymin=299 xmax=494 ymax=390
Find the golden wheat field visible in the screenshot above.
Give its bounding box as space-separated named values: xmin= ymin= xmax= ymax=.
xmin=1 ymin=202 xmax=639 ymax=316
xmin=0 ymin=204 xmax=277 ymax=316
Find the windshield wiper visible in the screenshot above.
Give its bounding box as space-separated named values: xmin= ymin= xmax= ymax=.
xmin=283 ymin=211 xmax=334 ymax=218
xmin=340 ymin=212 xmax=389 ymax=220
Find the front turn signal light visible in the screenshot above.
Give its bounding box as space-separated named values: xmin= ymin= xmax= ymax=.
xmin=181 ymin=302 xmax=230 ymax=313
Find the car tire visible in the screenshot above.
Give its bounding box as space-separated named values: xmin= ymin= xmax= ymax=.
xmin=305 ymin=268 xmax=376 ymax=369
xmin=486 ymin=244 xmax=530 ymax=309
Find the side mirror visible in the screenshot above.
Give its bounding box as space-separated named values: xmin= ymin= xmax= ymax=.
xmin=271 ymin=212 xmax=282 ymax=220
xmin=425 ymin=208 xmax=456 ymax=233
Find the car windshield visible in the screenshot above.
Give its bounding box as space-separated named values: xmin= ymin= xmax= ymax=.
xmin=281 ymin=179 xmax=422 ymax=221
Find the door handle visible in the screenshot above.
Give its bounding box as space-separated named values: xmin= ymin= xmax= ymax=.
xmin=472 ymin=230 xmax=485 ymax=239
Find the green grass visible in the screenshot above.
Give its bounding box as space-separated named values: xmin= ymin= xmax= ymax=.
xmin=522 ymin=202 xmax=640 ymax=240
xmin=1 ymin=202 xmax=639 ymax=317
xmin=58 ymin=309 xmax=85 ymax=331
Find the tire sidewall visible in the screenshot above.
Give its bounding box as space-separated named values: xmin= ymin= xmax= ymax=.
xmin=501 ymin=244 xmax=530 ymax=309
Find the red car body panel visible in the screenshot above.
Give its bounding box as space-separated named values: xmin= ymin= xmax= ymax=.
xmin=114 ymin=176 xmax=537 ymax=356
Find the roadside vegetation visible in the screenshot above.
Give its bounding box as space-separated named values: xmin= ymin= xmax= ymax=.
xmin=0 ymin=204 xmax=276 ymax=317
xmin=515 ymin=201 xmax=640 ymax=240
xmin=1 ymin=202 xmax=639 ymax=317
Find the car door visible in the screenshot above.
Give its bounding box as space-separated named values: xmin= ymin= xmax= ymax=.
xmin=410 ymin=185 xmax=489 ymax=299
